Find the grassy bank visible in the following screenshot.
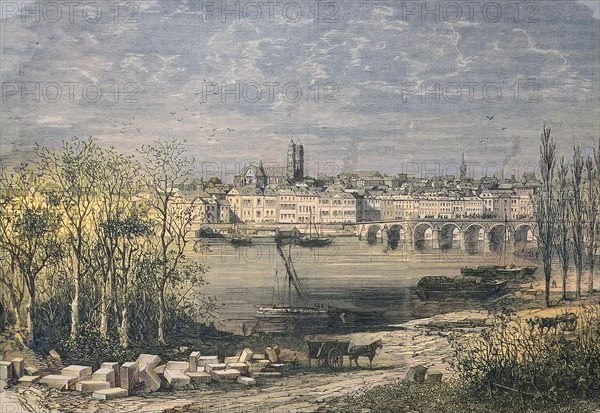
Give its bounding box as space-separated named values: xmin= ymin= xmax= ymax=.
xmin=321 ymin=380 xmax=600 ymax=413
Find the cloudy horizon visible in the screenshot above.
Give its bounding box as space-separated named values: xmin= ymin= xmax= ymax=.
xmin=1 ymin=0 xmax=598 ymax=180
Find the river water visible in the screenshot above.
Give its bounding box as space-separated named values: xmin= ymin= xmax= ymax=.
xmin=190 ymin=236 xmax=536 ymax=334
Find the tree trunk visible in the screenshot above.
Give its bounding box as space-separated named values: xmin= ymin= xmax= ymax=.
xmin=157 ymin=291 xmax=166 ymax=345
xmin=561 ymin=267 xmax=568 ymax=301
xmin=70 ymin=276 xmax=80 ymax=340
xmin=576 ymin=268 xmax=582 ymax=299
xmin=588 ymin=257 xmax=595 ymax=294
xmin=119 ymin=306 xmax=129 ymax=348
xmin=99 ymin=282 xmax=108 ymax=339
xmin=544 ymin=268 xmax=551 ymax=308
xmin=26 ymin=286 xmax=35 ymax=344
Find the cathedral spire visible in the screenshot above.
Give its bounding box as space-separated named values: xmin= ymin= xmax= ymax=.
xmin=460 ymin=153 xmax=467 ymax=181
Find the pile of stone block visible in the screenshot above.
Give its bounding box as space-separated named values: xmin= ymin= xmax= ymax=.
xmin=21 ymin=346 xmax=285 ymax=396
xmin=0 ymin=357 xmax=40 ymax=383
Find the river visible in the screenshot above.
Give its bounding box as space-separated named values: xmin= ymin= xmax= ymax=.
xmin=189 ymin=235 xmax=536 ymax=334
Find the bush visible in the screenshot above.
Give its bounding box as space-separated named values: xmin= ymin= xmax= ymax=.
xmin=58 ymin=323 xmax=135 ymax=369
xmin=449 ymin=306 xmax=600 ymax=404
xmin=324 ymin=380 xmax=600 ymax=413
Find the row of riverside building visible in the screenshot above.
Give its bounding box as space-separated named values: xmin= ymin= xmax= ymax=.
xmin=177 ymin=142 xmax=538 ymax=225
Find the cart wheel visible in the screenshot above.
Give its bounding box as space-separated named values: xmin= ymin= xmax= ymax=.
xmin=327 ymin=348 xmax=343 ymax=369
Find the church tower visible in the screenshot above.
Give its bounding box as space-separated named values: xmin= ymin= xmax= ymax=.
xmin=294 ymin=139 xmax=304 ymax=181
xmin=286 ymin=139 xmax=296 ymax=181
xmin=460 ymin=153 xmax=467 ymax=181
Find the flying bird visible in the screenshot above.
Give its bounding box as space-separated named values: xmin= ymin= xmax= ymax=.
xmin=227 ymin=128 xmax=234 ymax=132
xmin=170 ymin=112 xmax=176 ymax=115
xmin=486 ymin=115 xmax=495 ymax=120
xmin=501 ymin=127 xmax=507 ymax=131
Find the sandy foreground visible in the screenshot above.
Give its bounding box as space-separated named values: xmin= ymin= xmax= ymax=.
xmin=0 ymin=310 xmax=494 ymax=413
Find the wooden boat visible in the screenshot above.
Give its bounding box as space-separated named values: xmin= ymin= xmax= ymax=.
xmin=256 ymin=241 xmax=328 ymax=319
xmin=296 ymin=214 xmax=333 ymax=248
xmin=416 ymin=275 xmax=508 ymax=301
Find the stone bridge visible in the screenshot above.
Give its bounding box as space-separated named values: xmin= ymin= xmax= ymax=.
xmin=356 ymin=219 xmax=537 ymax=253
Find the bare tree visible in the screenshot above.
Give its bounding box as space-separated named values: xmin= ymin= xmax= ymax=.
xmin=534 ymin=125 xmax=557 ymax=308
xmin=37 ymin=138 xmax=104 ymax=340
xmin=571 ymin=146 xmax=585 ymax=299
xmin=584 ymin=154 xmax=597 ymax=294
xmin=139 ymin=139 xmax=199 ymax=344
xmin=92 ymin=148 xmax=142 ymax=339
xmin=0 ymin=163 xmax=62 ymax=343
xmin=556 ymin=156 xmax=571 ymax=301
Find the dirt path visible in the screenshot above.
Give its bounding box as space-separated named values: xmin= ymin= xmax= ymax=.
xmin=7 ymin=310 xmax=490 ymax=413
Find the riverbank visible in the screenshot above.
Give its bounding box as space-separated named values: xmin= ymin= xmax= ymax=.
xmin=2 ymin=309 xmax=491 ymax=413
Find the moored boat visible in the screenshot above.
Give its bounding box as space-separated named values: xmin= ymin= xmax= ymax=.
xmin=416 ymin=275 xmax=508 ymax=301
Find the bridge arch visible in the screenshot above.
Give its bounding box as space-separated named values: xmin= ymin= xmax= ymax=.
xmin=439 ymin=222 xmax=460 ymax=250
xmin=413 ymin=222 xmax=434 ymax=251
xmin=488 ymin=223 xmax=508 ymax=253
xmin=366 ymin=224 xmax=383 ymax=245
xmin=387 ymin=224 xmax=407 ymax=250
xmin=514 ymin=223 xmax=535 ymax=243
xmin=464 ymin=223 xmax=485 ymax=255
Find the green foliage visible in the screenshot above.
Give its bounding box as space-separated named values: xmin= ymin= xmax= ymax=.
xmin=58 ymin=323 xmax=135 ymax=369
xmin=325 ymin=379 xmax=600 ymax=413
xmin=450 ymin=306 xmax=600 ymax=404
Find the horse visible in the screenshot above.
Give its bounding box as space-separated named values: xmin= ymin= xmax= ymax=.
xmin=348 ymin=339 xmax=383 ymax=369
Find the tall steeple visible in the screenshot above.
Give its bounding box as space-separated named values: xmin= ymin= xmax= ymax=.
xmin=295 ymin=138 xmax=304 ymax=181
xmin=460 ymin=153 xmax=467 ymax=181
xmin=286 ymin=139 xmax=296 ymax=181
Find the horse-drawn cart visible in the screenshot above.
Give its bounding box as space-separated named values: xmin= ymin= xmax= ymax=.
xmin=306 ymin=340 xmax=350 ymax=369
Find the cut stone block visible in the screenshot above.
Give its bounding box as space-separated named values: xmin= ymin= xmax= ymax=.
xmin=405 ymin=365 xmax=428 ymax=383
xmin=0 ymin=361 xmax=13 ymax=380
xmin=237 ymin=376 xmax=256 ymax=386
xmin=197 ymin=356 xmax=219 ymax=367
xmin=239 ymin=348 xmax=254 ymax=364
xmin=204 ymin=363 xmax=226 ymax=373
xmin=224 ymin=356 xmax=239 ymax=364
xmin=252 ymin=354 xmax=266 ymax=360
xmin=164 ymin=361 xmax=189 ymax=372
xmin=12 ymin=358 xmax=25 ymax=379
xmin=187 ymin=371 xmax=212 ymax=383
xmin=92 ymin=388 xmax=128 ymax=400
xmin=119 ymin=362 xmax=139 ymax=390
xmin=18 ymin=375 xmax=40 ymax=384
xmin=265 ymin=347 xmax=280 ymax=363
xmin=189 ymin=351 xmax=201 ymax=372
xmin=426 ymin=372 xmax=443 ymax=383
xmin=247 ymin=359 xmax=271 ymax=369
xmin=267 ymin=363 xmax=286 ymax=371
xmin=154 ymin=364 xmax=165 ymax=377
xmin=101 ymin=362 xmax=120 ymax=385
xmin=251 ymin=371 xmax=281 ymax=379
xmin=25 ymin=365 xmax=40 ymax=376
xmin=226 ymin=363 xmax=249 ymax=374
xmin=164 ymin=369 xmax=190 ymax=388
xmin=139 ymin=366 xmax=161 ymax=392
xmin=136 ymin=354 xmax=161 ymax=370
xmin=210 ymin=369 xmax=240 ymax=381
xmin=92 ymin=368 xmax=115 ymax=386
xmin=61 ymin=365 xmax=92 ymax=379
xmin=75 ymin=380 xmax=111 ymax=392
xmin=40 ymin=374 xmax=77 ymax=390
xmin=49 ymin=350 xmax=61 ymax=361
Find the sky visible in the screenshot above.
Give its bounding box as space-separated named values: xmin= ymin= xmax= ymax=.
xmin=1 ymin=0 xmax=599 ymax=180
